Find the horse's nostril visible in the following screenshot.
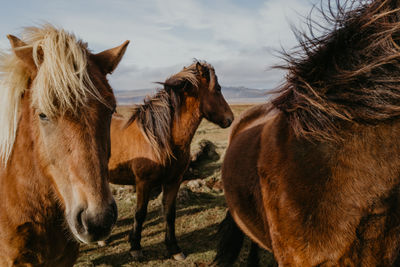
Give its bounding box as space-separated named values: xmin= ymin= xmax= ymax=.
xmin=225 ymin=118 xmax=233 ymax=127
xmin=75 ymin=201 xmax=117 ymax=243
xmin=75 ymin=208 xmax=85 ymax=230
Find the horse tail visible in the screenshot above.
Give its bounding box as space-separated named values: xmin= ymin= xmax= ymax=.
xmin=212 ymin=210 xmax=244 ymax=266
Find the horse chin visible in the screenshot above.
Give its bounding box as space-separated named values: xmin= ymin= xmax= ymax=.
xmin=220 ymin=121 xmax=232 ymax=128
xmin=72 ymin=230 xmax=110 ymax=245
xmin=206 ymin=116 xmax=232 ymax=129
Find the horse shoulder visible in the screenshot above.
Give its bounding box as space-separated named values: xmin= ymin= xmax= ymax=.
xmin=222 ymin=106 xmax=279 ymax=252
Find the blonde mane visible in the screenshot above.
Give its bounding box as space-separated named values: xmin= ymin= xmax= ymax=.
xmin=0 ymin=24 xmax=103 ymax=164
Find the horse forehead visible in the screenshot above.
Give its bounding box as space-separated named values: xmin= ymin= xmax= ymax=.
xmin=58 ymin=109 xmax=109 ymax=132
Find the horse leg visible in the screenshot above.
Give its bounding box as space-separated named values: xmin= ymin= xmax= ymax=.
xmin=248 ymin=240 xmax=278 ymax=267
xmin=129 ymin=180 xmax=152 ymax=260
xmin=212 ymin=210 xmax=244 ymax=267
xmin=247 ymin=241 xmax=259 ymax=267
xmin=162 ymin=181 xmax=185 ymax=260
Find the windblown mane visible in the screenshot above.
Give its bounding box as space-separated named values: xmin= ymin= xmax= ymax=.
xmin=272 ymin=0 xmax=400 ymax=141
xmin=126 ymin=61 xmax=209 ymax=164
xmin=0 ymin=24 xmax=104 ymax=163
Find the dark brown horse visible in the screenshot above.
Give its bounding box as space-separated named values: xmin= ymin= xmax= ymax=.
xmin=214 ymin=0 xmax=400 ymax=266
xmin=108 ymin=61 xmax=233 ymax=260
xmin=0 ymin=25 xmax=128 ymax=266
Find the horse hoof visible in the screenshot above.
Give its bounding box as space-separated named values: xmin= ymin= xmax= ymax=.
xmin=130 ymin=250 xmax=143 ymax=260
xmin=97 ymin=240 xmax=107 ymax=247
xmin=172 ymin=252 xmax=186 ymax=261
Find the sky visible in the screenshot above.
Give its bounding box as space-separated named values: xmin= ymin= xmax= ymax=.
xmin=0 ymin=0 xmax=321 ymax=91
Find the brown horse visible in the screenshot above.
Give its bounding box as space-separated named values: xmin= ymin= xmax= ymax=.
xmin=0 ymin=25 xmax=128 ymax=266
xmin=214 ymin=0 xmax=400 ymax=266
xmin=108 ymin=61 xmax=233 ymax=260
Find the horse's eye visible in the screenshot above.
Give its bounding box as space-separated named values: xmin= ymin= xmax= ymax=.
xmin=39 ymin=113 xmax=48 ymax=121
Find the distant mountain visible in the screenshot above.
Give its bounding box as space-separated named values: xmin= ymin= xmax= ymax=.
xmin=116 ymin=86 xmax=269 ymax=105
xmin=115 ymin=89 xmax=152 ymax=105
xmin=221 ymin=86 xmax=269 ymax=103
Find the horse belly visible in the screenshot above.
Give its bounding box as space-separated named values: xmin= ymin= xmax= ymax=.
xmin=109 ymin=161 xmax=136 ymax=185
xmin=222 ymin=124 xmax=272 ymax=251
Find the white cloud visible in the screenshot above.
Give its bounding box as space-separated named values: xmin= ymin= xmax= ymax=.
xmin=0 ymin=0 xmax=322 ymax=90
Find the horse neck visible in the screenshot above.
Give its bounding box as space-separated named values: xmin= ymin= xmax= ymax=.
xmin=285 ymin=118 xmax=400 ymax=220
xmin=334 ymin=122 xmax=400 ymax=195
xmin=171 ymin=95 xmax=202 ymax=149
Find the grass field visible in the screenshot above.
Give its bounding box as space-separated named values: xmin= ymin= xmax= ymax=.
xmin=75 ymin=104 xmax=276 ymax=266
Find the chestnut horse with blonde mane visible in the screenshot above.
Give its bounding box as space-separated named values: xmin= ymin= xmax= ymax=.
xmin=214 ymin=0 xmax=400 ymax=266
xmin=108 ymin=61 xmax=233 ymax=260
xmin=0 ymin=25 xmax=128 ymax=266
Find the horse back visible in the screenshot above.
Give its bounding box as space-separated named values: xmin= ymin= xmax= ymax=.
xmin=228 ymin=103 xmax=274 ymax=143
xmin=108 ymin=115 xmax=189 ymax=186
xmin=108 ymin=115 xmax=162 ymax=185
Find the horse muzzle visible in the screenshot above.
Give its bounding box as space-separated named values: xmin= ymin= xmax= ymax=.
xmin=219 ymin=116 xmax=233 ymax=128
xmin=71 ymin=200 xmax=117 ymax=243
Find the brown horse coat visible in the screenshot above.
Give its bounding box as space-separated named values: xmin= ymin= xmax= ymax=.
xmin=221 ymin=0 xmax=400 ymax=266
xmin=0 ymin=25 xmax=128 ymax=266
xmin=224 ymin=103 xmax=400 ymax=265
xmin=108 ymin=61 xmax=234 ymax=259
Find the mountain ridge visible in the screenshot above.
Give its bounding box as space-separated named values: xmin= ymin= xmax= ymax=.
xmin=116 ymin=86 xmax=270 ymax=105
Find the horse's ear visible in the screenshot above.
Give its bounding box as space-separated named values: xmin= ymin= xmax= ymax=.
xmin=7 ymin=35 xmax=37 ymax=74
xmin=196 ymin=62 xmax=209 ymax=79
xmin=161 ymin=77 xmax=188 ymax=92
xmin=92 ymin=40 xmax=130 ymax=75
xmin=164 ymin=78 xmax=182 ymax=90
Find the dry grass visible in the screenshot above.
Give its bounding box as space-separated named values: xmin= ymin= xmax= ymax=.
xmin=75 ymin=104 xmax=275 ymax=266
